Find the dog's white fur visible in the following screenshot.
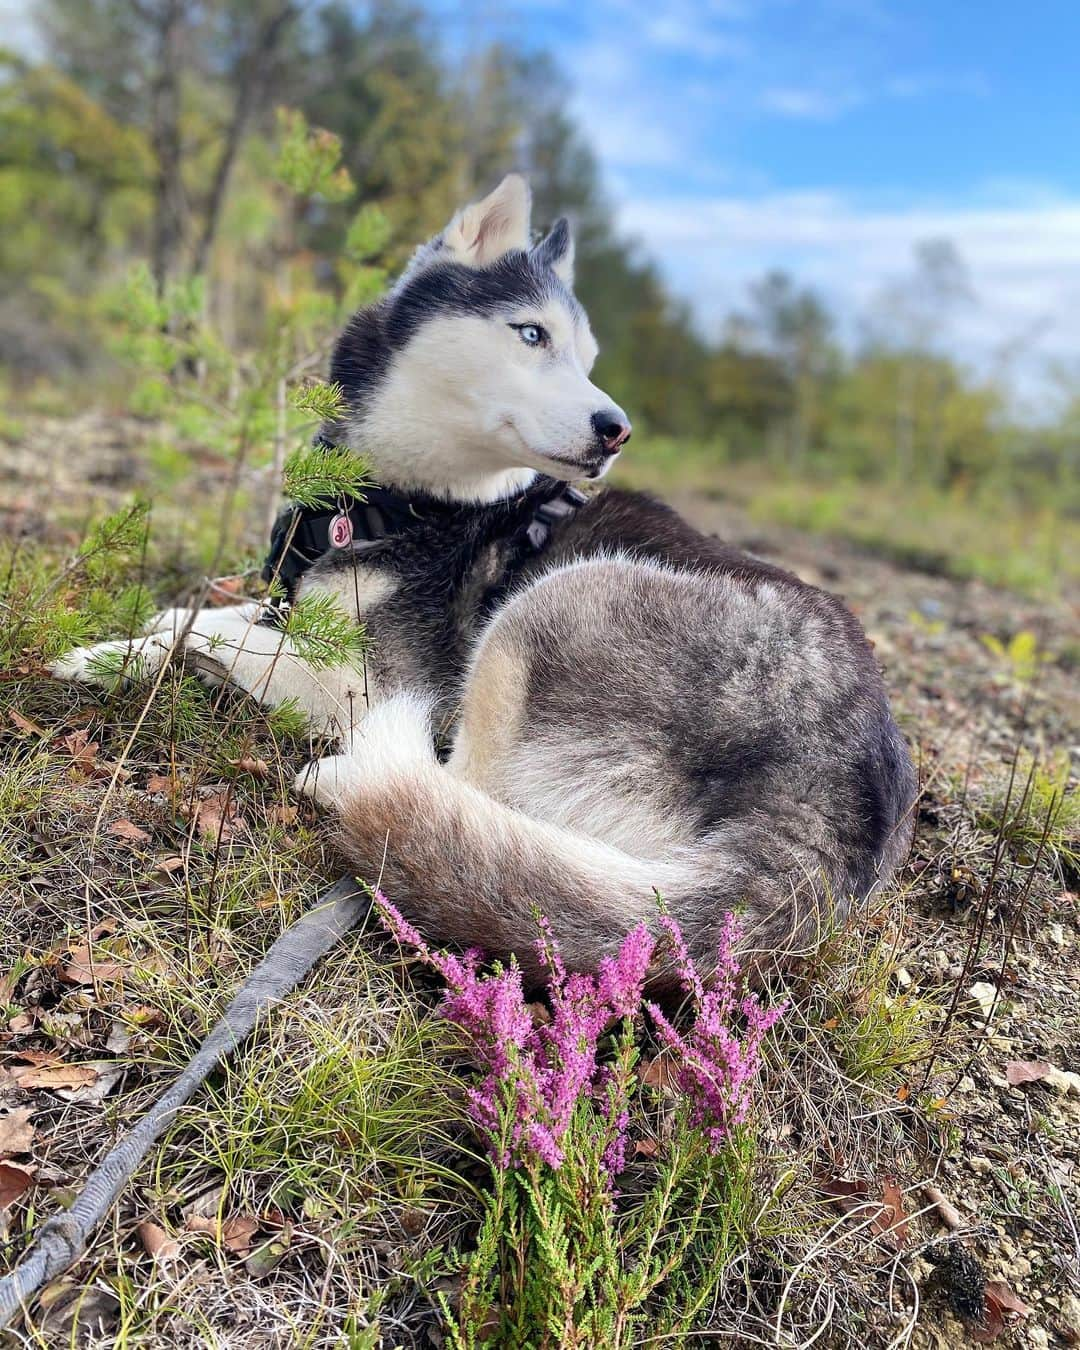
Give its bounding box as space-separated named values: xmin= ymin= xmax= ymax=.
xmin=53 ymin=176 xmax=618 ymax=728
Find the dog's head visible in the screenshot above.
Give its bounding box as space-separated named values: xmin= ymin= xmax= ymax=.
xmin=329 ymin=175 xmax=631 ymax=502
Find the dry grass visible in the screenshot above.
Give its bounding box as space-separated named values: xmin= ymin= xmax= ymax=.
xmin=1 ymin=413 xmax=1077 ymax=1347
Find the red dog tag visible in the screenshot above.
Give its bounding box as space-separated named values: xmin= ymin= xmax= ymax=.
xmin=329 ymin=512 xmax=353 ymax=548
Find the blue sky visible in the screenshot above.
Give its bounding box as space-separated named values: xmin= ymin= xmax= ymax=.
xmin=431 ymin=0 xmax=1080 ymax=406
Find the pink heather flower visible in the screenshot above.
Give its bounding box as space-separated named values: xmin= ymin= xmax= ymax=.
xmin=375 ymin=894 xmax=782 ymax=1174
xmin=646 ymin=914 xmax=785 ymax=1148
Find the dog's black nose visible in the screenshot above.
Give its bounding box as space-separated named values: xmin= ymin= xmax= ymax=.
xmin=591 ymin=411 xmax=632 ymax=452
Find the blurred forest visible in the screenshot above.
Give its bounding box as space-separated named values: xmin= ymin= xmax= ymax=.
xmin=1 ymin=0 xmax=1076 ymax=593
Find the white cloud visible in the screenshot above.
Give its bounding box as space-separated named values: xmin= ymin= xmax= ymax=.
xmin=616 ymin=191 xmax=1080 ymax=402
xmin=758 ymin=86 xmax=863 ymax=120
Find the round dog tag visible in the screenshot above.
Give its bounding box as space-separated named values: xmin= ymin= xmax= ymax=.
xmin=329 ymin=512 xmax=353 ymax=548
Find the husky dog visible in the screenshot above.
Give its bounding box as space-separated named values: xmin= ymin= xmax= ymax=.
xmin=55 ymin=175 xmax=915 ymax=984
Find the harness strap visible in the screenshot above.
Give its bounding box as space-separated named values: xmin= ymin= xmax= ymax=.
xmin=261 ymin=480 xmax=588 ymax=620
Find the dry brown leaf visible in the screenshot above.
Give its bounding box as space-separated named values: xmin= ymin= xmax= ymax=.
xmin=0 ymin=1108 xmax=36 ymax=1156
xmin=221 ymin=1215 xmax=260 ymax=1254
xmin=155 ymin=854 xmax=186 ymax=875
xmin=145 ymin=773 xmax=174 ymax=794
xmin=633 ymin=1136 xmax=660 ymax=1158
xmin=229 ymin=755 xmax=269 ymax=778
xmin=638 ymin=1054 xmax=679 ymax=1092
xmin=873 ymin=1175 xmax=909 ymax=1249
xmin=267 ymin=803 xmax=298 ymax=827
xmin=820 ymin=1177 xmax=870 ymax=1216
xmin=195 ymin=792 xmax=245 ymax=843
xmin=970 ymin=1278 xmax=1031 ymax=1342
xmin=13 ymin=1063 xmax=97 ymax=1092
xmin=7 ymin=1012 xmax=34 ymax=1033
xmin=11 ymin=1049 xmax=66 ymax=1067
xmin=0 ymin=1161 xmax=35 ymax=1208
xmin=54 ymin=1061 xmax=124 ymax=1105
xmin=1005 ymin=1059 xmax=1053 ymax=1087
xmin=60 ymin=728 xmax=99 ymax=770
xmin=8 ymin=709 xmax=47 ymax=736
xmin=137 ymin=1220 xmax=180 ymax=1263
xmin=109 ymin=818 xmax=151 ymax=845
xmin=61 ymin=943 xmax=124 ymax=985
xmin=184 ymin=1213 xmax=259 ymax=1255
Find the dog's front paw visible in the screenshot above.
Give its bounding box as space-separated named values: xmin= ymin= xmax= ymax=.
xmin=294 ymin=752 xmax=366 ymax=808
xmin=50 ymin=636 xmax=169 ymax=687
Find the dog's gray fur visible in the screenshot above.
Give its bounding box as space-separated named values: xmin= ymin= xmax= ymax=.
xmin=55 ymin=175 xmax=916 ymax=986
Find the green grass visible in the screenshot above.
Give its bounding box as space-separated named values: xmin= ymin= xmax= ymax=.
xmin=615 ymin=438 xmax=1078 ymax=597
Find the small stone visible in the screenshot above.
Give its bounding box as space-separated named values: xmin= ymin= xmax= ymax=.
xmin=1010 ymin=1255 xmax=1032 ymax=1278
xmin=958 ymin=1075 xmax=977 ymax=1095
xmin=1048 ymin=922 xmax=1067 ymax=948
xmin=1043 ymin=1066 xmax=1080 ymax=1097
xmin=1028 ymin=1327 xmax=1049 ymax=1349
xmin=969 ymin=1155 xmax=992 ymax=1175
xmin=894 ymin=966 xmax=913 ymax=990
xmin=1060 ymin=1292 xmax=1080 ymax=1330
xmin=968 ymin=981 xmax=999 ymax=1018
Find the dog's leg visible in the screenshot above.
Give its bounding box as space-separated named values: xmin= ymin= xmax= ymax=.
xmin=53 ymin=603 xmax=373 ymax=738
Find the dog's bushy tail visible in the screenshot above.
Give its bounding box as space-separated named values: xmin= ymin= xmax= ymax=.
xmin=335 ymin=699 xmax=840 ymax=985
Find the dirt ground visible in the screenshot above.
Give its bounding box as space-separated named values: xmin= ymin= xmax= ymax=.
xmin=1 ymin=416 xmax=1078 ymax=1347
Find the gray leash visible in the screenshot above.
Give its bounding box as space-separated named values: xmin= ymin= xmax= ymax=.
xmin=0 ymin=876 xmax=370 ymax=1329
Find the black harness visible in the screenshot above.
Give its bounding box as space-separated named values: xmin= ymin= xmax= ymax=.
xmin=261 ymin=475 xmax=588 ymax=616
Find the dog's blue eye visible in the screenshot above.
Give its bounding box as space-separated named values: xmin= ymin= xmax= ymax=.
xmin=513 ymin=323 xmax=547 ymax=347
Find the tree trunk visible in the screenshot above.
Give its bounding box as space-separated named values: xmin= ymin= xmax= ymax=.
xmin=148 ymin=0 xmax=185 ymax=295
xmin=191 ymin=3 xmax=297 ymax=280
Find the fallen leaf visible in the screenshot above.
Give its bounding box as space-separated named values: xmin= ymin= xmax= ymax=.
xmin=7 ymin=1012 xmax=34 ymax=1033
xmin=970 ymin=1278 xmax=1031 ymax=1342
xmin=1005 ymin=1059 xmax=1053 ymax=1086
xmin=633 ymin=1136 xmax=659 ymax=1158
xmin=195 ymin=791 xmax=245 ymax=843
xmin=0 ymin=1107 xmax=36 ymax=1156
xmin=61 ymin=943 xmax=124 ymax=985
xmin=154 ymin=854 xmax=186 ymax=875
xmin=8 ymin=709 xmax=47 ymax=736
xmin=638 ymin=1054 xmax=679 ymax=1092
xmin=145 ymin=773 xmax=174 ymax=794
xmin=137 ymin=1220 xmax=180 ymax=1263
xmin=896 ymin=1084 xmax=910 ymax=1102
xmin=13 ymin=1063 xmax=97 ymax=1092
xmin=820 ymin=1177 xmax=870 ymax=1217
xmin=53 ymin=1061 xmax=124 ymax=1105
xmin=109 ymin=818 xmax=151 ymax=845
xmin=183 ymin=1213 xmax=218 ymax=1238
xmin=267 ymin=804 xmax=298 ymax=827
xmin=222 ymin=1215 xmax=260 ymax=1254
xmin=229 ymin=755 xmax=268 ymax=778
xmin=60 ymin=728 xmax=99 ymax=771
xmin=38 ymin=1283 xmax=119 ymax=1340
xmin=873 ymin=1175 xmax=909 ymax=1249
xmin=0 ymin=1161 xmax=34 ymax=1208
xmin=11 ymin=1049 xmax=66 ymax=1067
xmin=184 ymin=1212 xmax=259 ymax=1255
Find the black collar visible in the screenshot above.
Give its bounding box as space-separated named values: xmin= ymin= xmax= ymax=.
xmin=261 ymin=473 xmax=587 ymax=606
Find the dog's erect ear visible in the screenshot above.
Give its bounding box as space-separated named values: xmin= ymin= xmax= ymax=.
xmin=532 ymin=217 xmax=574 ymax=285
xmin=441 ymin=174 xmax=531 ymax=268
